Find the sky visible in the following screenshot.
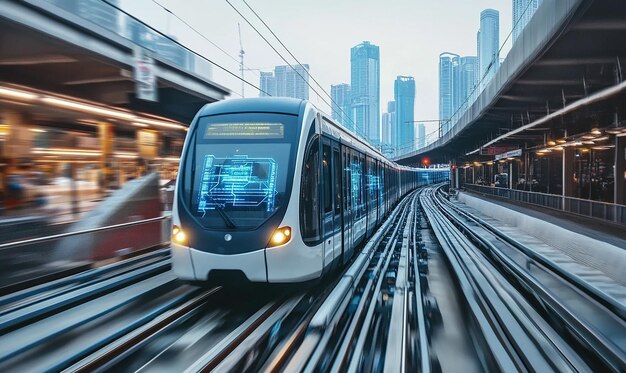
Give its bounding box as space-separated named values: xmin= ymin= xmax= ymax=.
xmin=119 ymin=0 xmax=513 ymax=135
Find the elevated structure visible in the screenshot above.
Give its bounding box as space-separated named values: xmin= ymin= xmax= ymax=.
xmin=0 ymin=0 xmax=229 ymax=123
xmin=397 ymin=0 xmax=626 ymax=207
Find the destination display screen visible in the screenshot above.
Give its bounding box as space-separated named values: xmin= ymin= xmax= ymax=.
xmin=203 ymin=122 xmax=284 ymax=139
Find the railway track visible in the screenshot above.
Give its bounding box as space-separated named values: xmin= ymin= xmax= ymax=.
xmin=420 ymin=184 xmax=626 ymax=372
xmin=0 ymin=189 xmax=434 ymax=372
xmin=3 ymin=184 xmax=620 ymax=372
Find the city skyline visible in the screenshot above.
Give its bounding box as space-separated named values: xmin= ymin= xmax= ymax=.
xmin=258 ymin=64 xmax=310 ymax=100
xmin=118 ymin=0 xmax=514 ymax=139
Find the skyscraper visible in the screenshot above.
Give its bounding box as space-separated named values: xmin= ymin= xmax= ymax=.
xmin=264 ymin=65 xmax=310 ymax=100
xmin=512 ymin=0 xmax=543 ymax=42
xmin=439 ymin=53 xmax=478 ymax=135
xmin=381 ymin=101 xmax=395 ymax=155
xmin=351 ymin=41 xmax=380 ymax=145
xmin=417 ymin=122 xmax=426 ymax=149
xmin=394 ymin=76 xmax=415 ymax=154
xmin=478 ymin=9 xmax=500 ymax=80
xmin=259 ymin=72 xmax=277 ymax=97
xmin=439 ymin=53 xmax=459 ymax=135
xmin=454 ymin=56 xmax=478 ymax=112
xmin=330 ymin=84 xmax=352 ymax=128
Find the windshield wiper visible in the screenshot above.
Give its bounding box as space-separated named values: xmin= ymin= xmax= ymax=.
xmin=204 ymin=194 xmax=237 ymax=229
xmin=215 ymin=205 xmax=237 ymax=229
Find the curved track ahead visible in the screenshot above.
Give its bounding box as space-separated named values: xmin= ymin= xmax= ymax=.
xmin=420 ymin=184 xmax=626 ymax=372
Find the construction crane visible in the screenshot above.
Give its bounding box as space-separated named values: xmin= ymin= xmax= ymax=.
xmin=238 ymin=23 xmax=245 ymax=97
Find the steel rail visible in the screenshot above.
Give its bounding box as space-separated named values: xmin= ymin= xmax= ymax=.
xmin=63 ymin=287 xmax=220 ymax=373
xmin=433 ymin=187 xmax=626 ymax=371
xmin=439 ymin=188 xmax=626 ymax=321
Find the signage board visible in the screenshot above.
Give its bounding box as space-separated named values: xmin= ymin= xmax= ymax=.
xmin=134 ymin=47 xmax=158 ymax=102
xmin=495 ymin=148 xmax=522 ymax=160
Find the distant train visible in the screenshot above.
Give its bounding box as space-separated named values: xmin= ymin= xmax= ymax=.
xmin=171 ymin=98 xmax=448 ymax=283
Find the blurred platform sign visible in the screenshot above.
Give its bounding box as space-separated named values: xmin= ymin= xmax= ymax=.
xmin=495 ymin=149 xmax=522 ymax=160
xmin=480 ymin=145 xmax=518 ymax=156
xmin=133 ymin=47 xmax=158 ymax=102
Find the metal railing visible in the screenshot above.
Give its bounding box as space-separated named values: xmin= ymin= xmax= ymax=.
xmin=463 ymin=184 xmax=626 ymax=225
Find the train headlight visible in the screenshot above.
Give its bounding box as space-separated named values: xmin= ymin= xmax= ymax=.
xmin=172 ymin=225 xmax=187 ymax=245
xmin=268 ymin=226 xmax=291 ymax=247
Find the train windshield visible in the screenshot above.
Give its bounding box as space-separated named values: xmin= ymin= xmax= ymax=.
xmin=185 ymin=113 xmax=299 ymax=230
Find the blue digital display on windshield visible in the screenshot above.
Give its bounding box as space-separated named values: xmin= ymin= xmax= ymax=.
xmin=196 ymin=155 xmax=278 ymax=214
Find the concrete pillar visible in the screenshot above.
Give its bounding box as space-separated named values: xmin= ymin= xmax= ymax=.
xmin=616 ymin=136 xmax=626 ymax=205
xmin=563 ymin=147 xmax=576 ymax=197
xmin=4 ymin=111 xmax=32 ymax=159
xmin=99 ymin=122 xmax=113 ymax=191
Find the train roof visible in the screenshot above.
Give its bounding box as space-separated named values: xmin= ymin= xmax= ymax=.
xmin=197 ymin=97 xmax=304 ymax=117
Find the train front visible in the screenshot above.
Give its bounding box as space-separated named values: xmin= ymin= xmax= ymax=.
xmin=171 ymin=99 xmax=320 ymax=283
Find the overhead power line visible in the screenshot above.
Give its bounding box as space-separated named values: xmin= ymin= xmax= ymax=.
xmin=224 ymin=0 xmax=370 ymax=141
xmin=100 ymin=0 xmax=271 ymax=97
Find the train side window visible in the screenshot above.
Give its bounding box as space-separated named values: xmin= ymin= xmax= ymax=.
xmin=322 ymin=143 xmax=332 ymax=213
xmin=301 ymin=137 xmax=321 ymax=245
xmin=333 ymin=147 xmax=341 ymax=215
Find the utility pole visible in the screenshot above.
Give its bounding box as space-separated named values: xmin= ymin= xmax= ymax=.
xmin=238 ymin=23 xmax=245 ymax=97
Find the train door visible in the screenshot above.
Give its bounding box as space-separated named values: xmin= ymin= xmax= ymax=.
xmin=332 ymin=142 xmax=342 ymax=265
xmin=321 ymin=138 xmax=334 ymax=269
xmin=342 ymin=146 xmax=353 ymax=261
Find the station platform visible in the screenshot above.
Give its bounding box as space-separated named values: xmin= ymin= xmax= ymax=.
xmin=453 ymin=191 xmax=626 ymax=305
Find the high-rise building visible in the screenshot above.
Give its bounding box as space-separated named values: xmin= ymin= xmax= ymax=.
xmin=439 ymin=53 xmax=458 ymax=135
xmin=273 ymin=65 xmax=309 ymax=100
xmin=330 ymin=84 xmax=352 ymax=128
xmin=260 ymin=72 xmax=277 ymax=97
xmin=417 ymin=122 xmax=426 ymax=149
xmin=513 ymin=0 xmax=543 ymax=42
xmin=351 ymin=41 xmax=380 ymax=145
xmin=455 ymin=56 xmax=478 ymax=112
xmin=478 ymin=9 xmax=500 ymax=80
xmin=381 ymin=101 xmax=395 ymax=155
xmin=394 ymin=76 xmax=415 ymax=154
xmin=439 ymin=53 xmax=478 ymax=135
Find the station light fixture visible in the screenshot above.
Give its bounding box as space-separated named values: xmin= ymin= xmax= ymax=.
xmin=269 ymin=226 xmax=292 ymax=247
xmin=591 ymin=128 xmax=602 ymax=135
xmin=557 ymin=139 xmax=567 ymax=144
xmin=0 ymin=86 xmax=38 ymax=101
xmin=0 ymin=84 xmax=187 ymax=132
xmin=32 ymin=148 xmax=101 ymax=157
xmin=42 ymin=97 xmax=135 ymax=121
xmin=547 ymin=140 xmax=556 ymax=146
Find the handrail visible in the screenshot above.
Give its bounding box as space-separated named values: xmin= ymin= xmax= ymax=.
xmin=0 ymin=215 xmax=170 ymax=251
xmin=463 ymin=184 xmax=625 ymax=224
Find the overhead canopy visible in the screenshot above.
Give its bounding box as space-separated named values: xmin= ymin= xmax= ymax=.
xmin=0 ymin=0 xmax=230 ymax=124
xmin=396 ymin=0 xmax=626 ymax=165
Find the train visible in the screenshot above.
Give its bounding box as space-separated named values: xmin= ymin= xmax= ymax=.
xmin=170 ymin=98 xmax=448 ymax=283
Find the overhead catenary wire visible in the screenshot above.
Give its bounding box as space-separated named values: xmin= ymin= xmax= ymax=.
xmin=99 ymin=0 xmax=271 ymax=97
xmin=150 ymin=0 xmax=263 ymax=91
xmin=224 ymin=0 xmax=371 ymax=142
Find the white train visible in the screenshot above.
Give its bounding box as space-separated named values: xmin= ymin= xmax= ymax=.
xmin=171 ymin=98 xmax=448 ymax=283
